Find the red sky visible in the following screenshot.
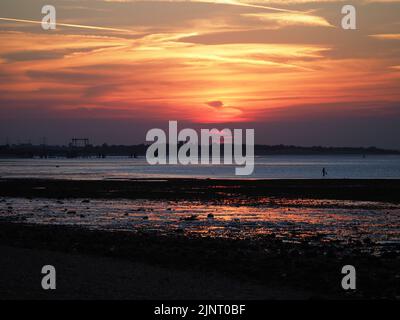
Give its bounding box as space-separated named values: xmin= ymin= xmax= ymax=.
xmin=0 ymin=0 xmax=399 ymax=147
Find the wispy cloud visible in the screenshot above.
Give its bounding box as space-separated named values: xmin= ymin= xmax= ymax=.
xmin=242 ymin=12 xmax=334 ymax=27
xmin=0 ymin=17 xmax=134 ymax=33
xmin=370 ymin=33 xmax=400 ymax=40
xmin=104 ymin=0 xmax=302 ymax=13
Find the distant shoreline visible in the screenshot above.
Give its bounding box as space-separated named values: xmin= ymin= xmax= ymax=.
xmin=1 ymin=144 xmax=399 ymax=159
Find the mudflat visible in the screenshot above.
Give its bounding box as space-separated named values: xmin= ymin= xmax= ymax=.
xmin=1 ymin=178 xmax=400 ymax=202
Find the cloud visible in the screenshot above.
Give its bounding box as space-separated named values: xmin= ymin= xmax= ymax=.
xmin=2 ymin=50 xmax=67 ymax=62
xmin=103 ymin=0 xmax=301 ymax=13
xmin=206 ymin=100 xmax=224 ymax=108
xmin=0 ymin=17 xmax=134 ymax=33
xmin=242 ymin=12 xmax=334 ymax=27
xmin=369 ymin=34 xmax=400 ymax=40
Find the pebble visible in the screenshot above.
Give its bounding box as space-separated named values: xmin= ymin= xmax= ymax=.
xmin=182 ymin=215 xmax=198 ymax=221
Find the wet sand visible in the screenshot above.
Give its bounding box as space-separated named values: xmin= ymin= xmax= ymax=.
xmin=1 ymin=196 xmax=399 ymax=250
xmin=0 ymin=178 xmax=399 ymax=299
xmin=1 ymin=178 xmax=400 ymax=203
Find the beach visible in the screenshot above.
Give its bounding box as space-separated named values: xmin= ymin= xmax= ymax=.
xmin=0 ymin=222 xmax=398 ymax=300
xmin=1 ymin=178 xmax=400 ymax=202
xmin=0 ymin=178 xmax=399 ymax=300
xmin=1 ymin=244 xmax=307 ymax=300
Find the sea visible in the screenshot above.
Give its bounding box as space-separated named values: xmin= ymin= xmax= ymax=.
xmin=1 ymin=155 xmax=400 ymax=180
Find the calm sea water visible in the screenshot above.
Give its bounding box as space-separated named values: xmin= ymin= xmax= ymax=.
xmin=1 ymin=155 xmax=400 ymax=180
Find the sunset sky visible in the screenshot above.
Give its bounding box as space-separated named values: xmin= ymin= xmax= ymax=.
xmin=0 ymin=0 xmax=399 ymax=147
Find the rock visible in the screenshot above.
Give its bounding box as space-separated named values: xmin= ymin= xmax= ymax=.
xmin=207 ymin=213 xmax=214 ymax=219
xmin=181 ymin=215 xmax=198 ymax=221
xmin=363 ymin=237 xmax=372 ymax=244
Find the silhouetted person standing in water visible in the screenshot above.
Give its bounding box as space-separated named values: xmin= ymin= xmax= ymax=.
xmin=322 ymin=167 xmax=328 ymax=177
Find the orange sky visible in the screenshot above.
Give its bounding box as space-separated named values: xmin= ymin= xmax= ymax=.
xmin=0 ymin=0 xmax=399 ymax=146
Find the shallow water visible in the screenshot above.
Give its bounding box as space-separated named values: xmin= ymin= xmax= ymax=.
xmin=1 ymin=197 xmax=399 ymax=255
xmin=1 ymin=155 xmax=400 ymax=179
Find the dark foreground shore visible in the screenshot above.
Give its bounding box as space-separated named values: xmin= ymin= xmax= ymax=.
xmin=0 ymin=222 xmax=399 ymax=300
xmin=0 ymin=243 xmax=307 ymax=300
xmin=0 ymin=178 xmax=399 ymax=299
xmin=1 ymin=178 xmax=400 ymax=202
